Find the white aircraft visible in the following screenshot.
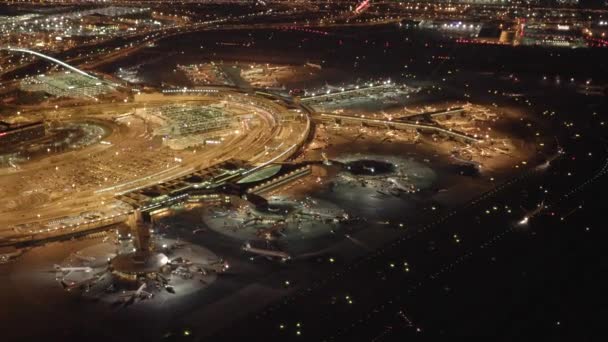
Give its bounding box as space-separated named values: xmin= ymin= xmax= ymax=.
xmin=169 ymin=257 xmax=192 ymax=267
xmin=518 ymin=200 xmax=546 ymax=226
xmin=71 ymin=252 xmax=96 ymax=264
xmin=119 ymin=283 xmax=153 ymax=304
xmin=200 ymin=259 xmax=230 ymax=273
xmin=387 ymin=177 xmax=414 ymax=193
xmin=170 ymin=239 xmax=187 ymax=249
xmin=55 ymin=265 xmax=101 ymax=291
xmin=60 ymin=279 xmax=94 ymax=291
xmin=54 ymin=264 xmax=93 ymax=274
xmin=242 ymin=242 xmax=291 ymax=262
xmin=193 ymin=227 xmax=207 ymax=234
xmin=211 ymin=209 xmax=229 ymax=218
xmin=60 ymin=275 xmax=102 ymax=291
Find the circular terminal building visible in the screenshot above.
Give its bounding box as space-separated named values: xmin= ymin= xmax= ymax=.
xmin=111 ymin=251 xmax=169 ymax=281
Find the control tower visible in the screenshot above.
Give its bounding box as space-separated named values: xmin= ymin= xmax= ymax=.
xmin=111 ymin=210 xmax=168 ymax=280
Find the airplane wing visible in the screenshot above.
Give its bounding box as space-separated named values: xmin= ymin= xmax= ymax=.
xmin=140 ymin=291 xmax=153 ymax=298
xmin=56 ymin=269 xmax=74 ymax=279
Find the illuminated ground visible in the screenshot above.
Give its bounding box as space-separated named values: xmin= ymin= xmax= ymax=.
xmin=54 ymin=237 xmax=221 ymax=304
xmin=0 ymin=91 xmax=310 ymax=240
xmin=202 ymin=197 xmax=346 ymax=242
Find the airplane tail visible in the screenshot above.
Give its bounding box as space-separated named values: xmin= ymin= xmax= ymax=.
xmin=54 ymin=264 xmax=62 ymax=271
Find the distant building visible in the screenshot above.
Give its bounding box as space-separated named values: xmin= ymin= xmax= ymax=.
xmin=499 ymin=30 xmax=516 ymax=44
xmin=20 ymin=72 xmax=112 ymax=99
xmin=515 ymin=22 xmax=587 ymax=48
xmin=418 ymin=20 xmax=483 ymax=37
xmin=0 ymin=121 xmax=45 ymax=146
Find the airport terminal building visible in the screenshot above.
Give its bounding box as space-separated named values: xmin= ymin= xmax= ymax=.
xmin=20 ymin=73 xmax=111 ymax=98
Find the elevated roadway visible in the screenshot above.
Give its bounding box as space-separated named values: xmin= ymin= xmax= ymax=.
xmin=400 ymin=107 xmax=466 ymax=120
xmin=301 ymin=84 xmax=410 ymax=103
xmin=1 ymin=47 xmax=99 ymax=80
xmin=317 ymin=112 xmax=482 ymax=143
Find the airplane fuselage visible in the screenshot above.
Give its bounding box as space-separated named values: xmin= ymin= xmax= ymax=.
xmin=242 ymin=245 xmax=290 ymax=261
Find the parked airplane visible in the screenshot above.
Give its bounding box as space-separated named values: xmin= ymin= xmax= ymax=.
xmin=60 ymin=277 xmax=100 ymax=291
xmin=242 ymin=242 xmax=291 ymax=262
xmin=170 ymin=239 xmax=187 ymax=249
xmin=387 ymin=177 xmax=415 ymax=193
xmin=199 ymin=259 xmax=230 ymax=274
xmin=192 ymin=227 xmax=207 ymax=234
xmin=119 ymin=283 xmax=153 ymax=305
xmin=71 ymin=252 xmax=96 ymax=264
xmin=55 ymin=265 xmax=101 ymax=291
xmin=54 ymin=264 xmax=93 ymax=274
